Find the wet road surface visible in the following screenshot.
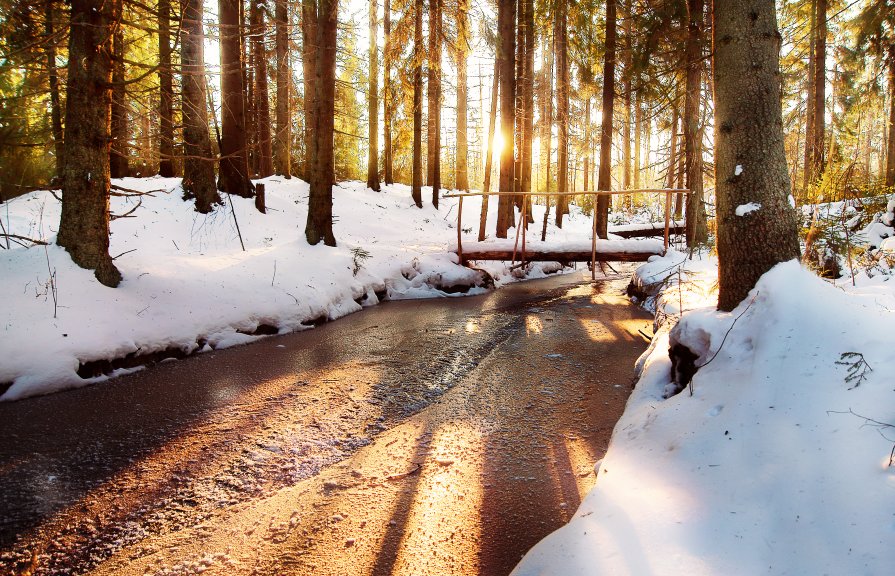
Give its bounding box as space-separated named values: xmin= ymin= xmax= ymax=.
xmin=0 ymin=269 xmax=652 ymax=575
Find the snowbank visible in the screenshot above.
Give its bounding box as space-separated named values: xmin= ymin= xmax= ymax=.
xmin=514 ymin=257 xmax=895 ymax=575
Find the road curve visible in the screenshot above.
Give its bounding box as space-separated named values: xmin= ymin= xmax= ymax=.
xmin=0 ymin=269 xmax=652 ymax=576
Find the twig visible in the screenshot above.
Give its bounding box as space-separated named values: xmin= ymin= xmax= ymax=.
xmin=111 ymin=248 xmax=137 ymax=260
xmin=0 ymin=233 xmax=48 ymax=246
xmin=226 ymin=193 xmax=246 ymax=252
xmin=110 ymin=184 xmax=161 ymax=196
xmin=271 ymin=260 xmax=277 ymax=286
xmin=110 ymin=197 xmax=142 ymax=220
xmin=826 ymin=408 xmax=895 ymax=466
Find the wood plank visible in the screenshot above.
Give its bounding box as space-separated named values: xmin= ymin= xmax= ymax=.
xmin=459 ymin=250 xmax=658 ymax=262
xmin=612 ymin=224 xmax=685 ymax=238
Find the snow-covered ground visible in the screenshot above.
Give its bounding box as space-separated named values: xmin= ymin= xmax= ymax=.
xmin=514 ymin=245 xmax=895 ymax=574
xmin=1 ymin=176 xmax=632 ymax=401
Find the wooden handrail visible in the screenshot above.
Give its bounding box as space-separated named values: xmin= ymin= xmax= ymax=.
xmin=451 ymin=188 xmax=690 ymax=279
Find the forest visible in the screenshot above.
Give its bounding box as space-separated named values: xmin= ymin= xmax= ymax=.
xmin=0 ymin=0 xmax=893 ymax=292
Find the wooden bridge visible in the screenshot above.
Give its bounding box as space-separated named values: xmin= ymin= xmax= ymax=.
xmin=444 ymin=189 xmax=689 ymax=279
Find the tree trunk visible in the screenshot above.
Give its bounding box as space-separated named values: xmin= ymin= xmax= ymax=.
xmin=555 ymin=0 xmax=569 ymax=227
xmin=583 ymin=97 xmax=590 ymax=192
xmin=540 ymin=28 xmax=553 ymax=197
xmin=304 ymin=0 xmax=338 ymax=245
xmin=181 ymin=0 xmax=220 ymax=213
xmin=252 ymin=0 xmax=273 ymax=178
xmin=367 ymin=0 xmax=381 ymax=191
xmin=684 ymin=0 xmax=707 ymax=246
xmin=455 ymin=0 xmax=470 ymax=192
xmin=634 ymin=88 xmax=642 ymax=191
xmin=274 ymin=0 xmax=291 ymax=178
xmin=713 ymin=0 xmax=800 ymax=311
xmin=802 ymin=0 xmax=817 ymax=193
xmin=886 ymin=45 xmax=895 ymax=186
xmin=668 ymin=103 xmax=682 ymax=218
xmin=496 ymin=0 xmax=516 ymax=238
xmin=158 ymin=0 xmax=175 ymax=177
xmin=218 ymin=0 xmax=254 ymax=197
xmin=110 ymin=0 xmax=128 ymax=179
xmin=302 ymin=0 xmax=317 ymax=181
xmin=811 ymin=0 xmax=827 ymax=181
xmin=479 ymin=59 xmax=500 ymax=241
xmin=427 ymin=0 xmax=442 ymax=207
xmin=622 ymin=0 xmax=632 ymax=191
xmin=411 ymin=0 xmax=423 ymax=207
xmin=45 ymin=0 xmax=64 ymax=179
xmin=57 ymin=0 xmax=121 ymax=287
xmin=520 ymin=0 xmax=535 ymax=205
xmin=383 ymin=0 xmax=394 ymax=185
xmin=595 ymin=0 xmax=617 ymax=238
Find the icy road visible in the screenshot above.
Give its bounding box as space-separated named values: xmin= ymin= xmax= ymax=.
xmin=0 ymin=269 xmax=652 ymax=576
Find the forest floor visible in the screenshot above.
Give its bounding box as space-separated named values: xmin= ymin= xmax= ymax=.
xmin=0 ymin=269 xmax=652 ymax=576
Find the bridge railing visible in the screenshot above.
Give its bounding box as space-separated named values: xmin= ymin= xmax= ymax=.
xmin=442 ymin=189 xmax=690 ymax=279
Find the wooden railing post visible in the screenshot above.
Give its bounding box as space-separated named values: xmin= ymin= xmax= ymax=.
xmin=663 ymin=190 xmax=671 ymax=254
xmin=458 ymin=195 xmax=464 ymax=264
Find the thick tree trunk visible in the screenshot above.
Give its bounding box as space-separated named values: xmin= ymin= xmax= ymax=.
xmin=274 ymin=0 xmax=291 ymax=178
xmin=555 ymin=0 xmax=569 ymax=227
xmin=411 ymin=0 xmax=423 ymax=207
xmin=886 ymin=46 xmax=895 ymax=186
xmin=218 ymin=0 xmax=254 ymax=197
xmin=427 ymin=0 xmax=442 ymax=207
xmin=811 ymin=0 xmax=827 ymax=181
xmin=622 ymin=0 xmax=632 ymax=191
xmin=45 ymin=0 xmax=64 ymax=179
xmin=455 ymin=0 xmax=470 ymax=192
xmin=633 ymin=88 xmax=642 ymax=191
xmin=684 ymin=0 xmax=707 ymax=246
xmin=540 ymin=29 xmax=553 ymax=196
xmin=367 ymin=0 xmax=381 ymax=191
xmin=302 ymin=0 xmax=317 ymax=181
xmin=595 ymin=0 xmax=617 ymax=238
xmin=713 ymin=0 xmax=800 ymax=311
xmin=158 ymin=0 xmax=175 ymax=177
xmin=496 ymin=0 xmax=516 ymax=238
xmin=304 ymin=0 xmax=338 ymax=245
xmin=479 ymin=59 xmax=500 ymax=241
xmin=383 ymin=0 xmax=394 ymax=184
xmin=181 ymin=0 xmax=220 ymax=213
xmin=57 ymin=0 xmax=121 ymax=287
xmin=252 ymin=0 xmax=273 ymax=178
xmin=520 ymin=0 xmax=534 ymax=203
xmin=110 ymin=0 xmax=128 ymax=179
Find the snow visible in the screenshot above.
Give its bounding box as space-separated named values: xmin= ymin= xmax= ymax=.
xmin=0 ymin=177 xmax=611 ymax=401
xmin=734 ymin=202 xmax=761 ymax=216
xmin=513 ymin=252 xmax=895 ymax=575
xmin=734 ymin=164 xmax=743 ymax=176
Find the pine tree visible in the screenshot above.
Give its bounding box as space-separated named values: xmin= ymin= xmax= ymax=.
xmin=595 ymin=0 xmax=617 ymax=238
xmin=274 ymin=0 xmax=291 ymax=178
xmin=367 ymin=0 xmax=381 ymax=191
xmin=218 ymin=0 xmax=254 ymax=197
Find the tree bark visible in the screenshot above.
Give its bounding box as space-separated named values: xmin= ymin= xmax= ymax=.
xmin=252 ymin=0 xmax=273 ymax=178
xmin=455 ymin=0 xmax=470 ymax=192
xmin=57 ymin=0 xmax=122 ymax=287
xmin=595 ymin=0 xmax=617 ymax=238
xmin=634 ymin=87 xmax=642 ymax=191
xmin=44 ymin=0 xmax=64 ymax=179
xmin=479 ymin=59 xmax=500 ymax=241
xmin=713 ymin=0 xmax=800 ymax=311
xmin=520 ymin=0 xmax=535 ymax=205
xmin=810 ymin=0 xmax=827 ymax=181
xmin=802 ymin=0 xmax=817 ymax=193
xmin=411 ymin=0 xmax=423 ymax=207
xmin=885 ymin=46 xmax=895 ymax=186
xmin=383 ymin=0 xmax=394 ymax=185
xmin=304 ymin=0 xmax=338 ymax=245
xmin=158 ymin=0 xmax=175 ymax=177
xmin=684 ymin=0 xmax=707 ymax=246
xmin=110 ymin=0 xmax=128 ymax=179
xmin=622 ymin=0 xmax=632 ymax=191
xmin=427 ymin=0 xmax=442 ymax=207
xmin=496 ymin=0 xmax=516 ymax=238
xmin=218 ymin=0 xmax=254 ymax=197
xmin=302 ymin=0 xmax=317 ymax=181
xmin=181 ymin=0 xmax=220 ymax=213
xmin=274 ymin=0 xmax=291 ymax=178
xmin=555 ymin=0 xmax=569 ymax=226
xmin=367 ymin=0 xmax=381 ymax=191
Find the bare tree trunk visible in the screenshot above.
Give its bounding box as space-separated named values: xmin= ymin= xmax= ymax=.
xmin=714 ymin=0 xmax=800 ymax=311
xmin=110 ymin=0 xmax=128 ymax=178
xmin=383 ymin=0 xmax=394 ymax=184
xmin=479 ymin=59 xmax=500 ymax=241
xmin=811 ymin=0 xmax=827 ymax=181
xmin=622 ymin=0 xmax=632 ymax=191
xmin=45 ymin=0 xmax=64 ymax=179
xmin=634 ymin=88 xmax=642 ymax=191
xmin=219 ymin=0 xmax=254 ymax=197
xmin=802 ymin=0 xmax=817 ymax=193
xmin=304 ymin=0 xmax=338 ymax=245
xmin=887 ymin=48 xmax=895 ymax=186
xmin=455 ymin=0 xmax=470 ymax=192
xmin=520 ymin=0 xmax=535 ymax=214
xmin=302 ymin=0 xmax=317 ymax=182
xmin=274 ymin=0 xmax=291 ymax=177
xmin=57 ymin=0 xmax=121 ymax=287
xmin=595 ymin=0 xmax=617 ymax=238
xmin=181 ymin=0 xmax=220 ymax=213
xmin=427 ymin=0 xmax=442 ymax=207
xmin=668 ymin=103 xmax=682 ymax=218
xmin=158 ymin=0 xmax=175 ymax=177
xmin=367 ymin=0 xmax=381 ymax=191
xmin=411 ymin=0 xmax=423 ymax=207
xmin=684 ymin=0 xmax=707 ymax=246
xmin=496 ymin=0 xmax=516 ymax=238
xmin=583 ymin=97 xmax=590 ymax=192
xmin=252 ymin=0 xmax=273 ymax=178
xmin=540 ymin=28 xmax=553 ymax=194
xmin=555 ymin=0 xmax=569 ymax=227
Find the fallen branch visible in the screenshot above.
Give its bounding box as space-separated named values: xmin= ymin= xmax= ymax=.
xmin=110 ymin=184 xmax=161 ymax=197
xmin=827 ymin=408 xmax=895 ymax=466
xmin=110 ymin=197 xmax=142 ymax=220
xmin=1 ymin=233 xmax=49 ymax=247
